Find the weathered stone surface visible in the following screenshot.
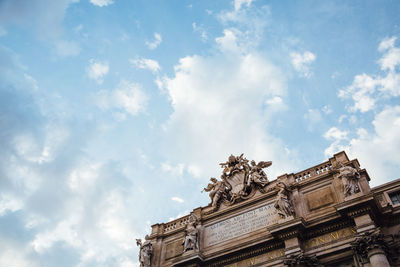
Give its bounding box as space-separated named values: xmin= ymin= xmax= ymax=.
xmin=165 ymin=240 xmax=184 ymax=260
xmin=139 ymin=151 xmax=400 ymax=267
xmin=306 ymin=186 xmax=335 ymax=211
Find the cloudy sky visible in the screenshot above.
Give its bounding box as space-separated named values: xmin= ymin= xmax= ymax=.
xmin=1 ymin=0 xmax=400 ymax=266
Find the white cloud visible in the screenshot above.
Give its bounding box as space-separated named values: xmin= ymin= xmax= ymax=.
xmin=68 ymin=163 xmax=102 ymax=192
xmin=192 ymin=22 xmax=208 ymax=42
xmin=187 ymin=164 xmax=201 ymax=178
xmin=0 ymin=249 xmax=35 ymax=267
xmin=378 ymin=37 xmax=400 ymax=71
xmin=161 ymin=162 xmax=184 ymax=176
xmin=324 ymin=127 xmax=348 ymax=141
xmin=325 ymin=106 xmax=400 ymax=185
xmin=216 ymin=29 xmax=240 ymax=54
xmin=218 ymin=1 xmax=269 ymax=50
xmin=171 ymin=197 xmax=184 ymax=203
xmin=323 ymin=127 xmax=349 ymax=158
xmin=157 ymin=27 xmax=299 ymax=181
xmin=96 ymin=80 xmax=148 ymax=116
xmin=86 ymin=59 xmax=109 ymax=84
xmin=90 ymin=0 xmax=114 ymax=7
xmin=0 ymin=194 xmax=23 ymax=215
xmin=234 ymin=0 xmax=254 ymax=11
xmin=145 ymin=33 xmax=162 ymax=50
xmin=322 ymin=105 xmax=332 ymax=114
xmin=339 ymin=36 xmax=400 ymax=113
xmin=338 ymin=73 xmax=378 ymax=112
xmin=290 ymin=51 xmax=316 ymax=78
xmin=130 ymin=58 xmax=161 ymax=73
xmin=55 ymin=40 xmax=81 ymax=57
xmin=265 ymin=96 xmax=286 ymax=111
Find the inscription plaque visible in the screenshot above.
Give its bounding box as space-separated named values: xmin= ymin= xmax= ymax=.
xmin=304 ymin=227 xmax=356 ymax=249
xmin=223 ymin=248 xmax=284 ymax=267
xmin=204 ymin=203 xmax=278 ymax=247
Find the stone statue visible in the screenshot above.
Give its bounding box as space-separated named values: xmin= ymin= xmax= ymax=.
xmin=219 ymin=154 xmax=248 ymax=176
xmin=203 ymin=176 xmax=228 ymax=211
xmin=337 ymin=162 xmax=360 ymax=197
xmin=182 ymin=214 xmax=199 ymax=252
xmin=274 ymin=181 xmax=295 ymax=219
xmin=203 ymin=154 xmax=273 ymax=212
xmin=136 ymin=235 xmax=153 ymax=267
xmin=248 ymin=160 xmax=271 ymax=189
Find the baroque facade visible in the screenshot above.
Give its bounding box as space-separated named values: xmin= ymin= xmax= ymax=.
xmin=137 ymin=151 xmax=400 ymax=267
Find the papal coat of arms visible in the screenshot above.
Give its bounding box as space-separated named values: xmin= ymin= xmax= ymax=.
xmin=203 ymin=154 xmax=272 ymax=211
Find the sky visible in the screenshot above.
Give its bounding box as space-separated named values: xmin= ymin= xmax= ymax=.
xmin=0 ymin=0 xmax=400 ymax=266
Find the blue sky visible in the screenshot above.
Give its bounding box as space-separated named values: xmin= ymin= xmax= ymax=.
xmin=1 ymin=0 xmax=400 ymax=266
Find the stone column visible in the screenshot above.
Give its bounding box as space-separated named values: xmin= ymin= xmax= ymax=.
xmin=368 ymin=247 xmax=390 ymax=267
xmin=352 ymin=231 xmax=391 ymax=267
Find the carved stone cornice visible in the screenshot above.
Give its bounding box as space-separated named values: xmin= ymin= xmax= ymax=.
xmin=335 ymin=193 xmax=377 ymax=218
xmin=173 ymin=252 xmax=204 ymax=267
xmin=267 ymin=217 xmax=306 ymax=240
xmin=283 ymin=252 xmax=321 ymax=267
xmin=347 ymin=206 xmax=372 ymax=217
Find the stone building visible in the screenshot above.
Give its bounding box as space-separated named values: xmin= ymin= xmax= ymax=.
xmin=136 ymin=151 xmax=400 ymax=267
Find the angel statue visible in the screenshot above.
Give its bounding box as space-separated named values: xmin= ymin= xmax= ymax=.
xmin=248 ymin=160 xmax=272 ymax=189
xmin=203 ymin=176 xmax=229 ymax=211
xmin=182 ymin=214 xmax=199 ymax=252
xmin=337 ymin=162 xmax=361 ymax=197
xmin=274 ymin=181 xmax=295 ymax=219
xmin=136 ymin=236 xmax=153 ymax=267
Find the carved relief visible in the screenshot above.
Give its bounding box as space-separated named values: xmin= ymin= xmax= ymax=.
xmin=136 ymin=235 xmax=153 ymax=267
xmin=274 ymin=181 xmax=295 ymax=219
xmin=203 ymin=154 xmax=272 ymax=211
xmin=284 ymin=252 xmax=321 ymax=267
xmin=336 ymin=162 xmax=360 ymax=197
xmin=182 ymin=214 xmax=199 ymax=252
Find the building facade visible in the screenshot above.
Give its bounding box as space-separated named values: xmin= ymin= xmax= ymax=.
xmin=137 ymin=151 xmax=400 ymax=267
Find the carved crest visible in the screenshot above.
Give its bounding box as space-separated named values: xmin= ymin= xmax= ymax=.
xmin=203 ymin=154 xmax=272 ymax=211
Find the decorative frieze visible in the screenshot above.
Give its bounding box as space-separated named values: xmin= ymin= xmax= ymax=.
xmin=222 ymin=248 xmax=284 ymax=267
xmin=303 ymin=227 xmax=357 ymax=249
xmin=283 ymin=252 xmax=321 ymax=267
